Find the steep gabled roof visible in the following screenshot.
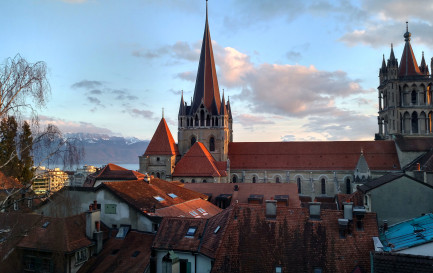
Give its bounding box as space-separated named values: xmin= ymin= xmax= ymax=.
xmin=228 ymin=141 xmax=400 ymax=170
xmin=190 ymin=2 xmax=221 ymax=115
xmin=144 ymin=118 xmax=179 ymax=156
xmin=399 ymin=24 xmax=422 ymax=77
xmin=172 ymin=142 xmax=226 ymax=177
xmin=83 ymin=163 xmax=145 ymax=187
xmin=101 ymin=178 xmax=208 ymax=213
xmin=16 ymin=213 xmax=93 ymax=253
xmin=358 ymin=172 xmax=409 ymax=193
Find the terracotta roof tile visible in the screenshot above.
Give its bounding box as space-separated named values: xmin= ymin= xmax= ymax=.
xmin=173 ymin=142 xmax=226 ymax=177
xmin=183 ymin=183 xmax=301 ymax=208
xmin=83 ymin=163 xmax=145 ymax=187
xmin=228 ymin=141 xmax=400 ymax=170
xmin=78 ymin=231 xmax=154 ymax=273
xmin=16 ymin=213 xmax=92 ymax=253
xmin=144 ymin=118 xmax=179 ymax=156
xmin=211 ymin=204 xmax=378 ymax=273
xmin=398 ymin=33 xmax=422 ymax=77
xmin=155 ymin=198 xmax=222 ymax=218
xmin=102 ymin=179 xmax=208 ymax=213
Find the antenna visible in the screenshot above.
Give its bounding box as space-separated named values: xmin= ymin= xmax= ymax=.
xmin=162 ymin=107 xmax=164 ymax=118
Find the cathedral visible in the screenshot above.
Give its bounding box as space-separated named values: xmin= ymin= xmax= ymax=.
xmin=139 ymin=4 xmax=433 ymax=199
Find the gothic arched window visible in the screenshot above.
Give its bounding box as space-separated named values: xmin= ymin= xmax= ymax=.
xmin=232 ymin=175 xmax=237 ymax=183
xmin=412 ymin=112 xmax=418 ymax=133
xmin=346 ymin=178 xmax=351 ymax=194
xmin=191 ymin=136 xmax=196 ymax=147
xmin=321 ymin=178 xmax=326 ymax=195
xmin=206 ymin=115 xmax=210 ymax=126
xmin=209 ymin=137 xmax=215 ymax=151
xmin=200 ymin=110 xmax=205 ymax=126
xmin=297 ymin=177 xmax=301 ymax=194
xmin=252 ymin=176 xmax=256 ymax=183
xmin=411 ymin=90 xmax=417 ymax=104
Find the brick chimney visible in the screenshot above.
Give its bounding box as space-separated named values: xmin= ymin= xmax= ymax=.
xmin=86 ymin=200 xmax=103 ymax=254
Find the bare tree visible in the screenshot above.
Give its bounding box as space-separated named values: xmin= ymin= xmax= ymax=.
xmin=0 ymin=55 xmax=83 ymax=211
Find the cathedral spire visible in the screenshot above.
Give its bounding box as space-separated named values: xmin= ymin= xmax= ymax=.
xmin=178 ymin=90 xmax=185 ymax=115
xmin=220 ymin=89 xmax=226 ymax=115
xmin=381 ymin=54 xmax=386 ymax=70
xmin=399 ymin=22 xmax=422 ymax=77
xmin=419 ymin=51 xmax=429 ymax=75
xmin=190 ymin=0 xmax=221 ymax=116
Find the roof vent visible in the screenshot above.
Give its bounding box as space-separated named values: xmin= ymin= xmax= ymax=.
xmin=309 ymin=202 xmax=321 ymax=220
xmin=343 ymin=202 xmax=353 ymax=220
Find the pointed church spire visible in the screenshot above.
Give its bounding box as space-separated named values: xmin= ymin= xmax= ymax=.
xmin=220 ymin=89 xmax=226 ymax=115
xmin=399 ymin=22 xmax=422 ymax=77
xmin=419 ymin=51 xmax=429 ymax=75
xmin=190 ymin=0 xmax=222 ymax=116
xmin=178 ymin=90 xmax=185 ymax=115
xmin=387 ymin=43 xmax=398 ymax=68
xmin=382 ymin=54 xmax=386 ymax=69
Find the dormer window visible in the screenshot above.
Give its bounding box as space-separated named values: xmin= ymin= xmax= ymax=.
xmin=186 ymin=226 xmax=197 ymax=237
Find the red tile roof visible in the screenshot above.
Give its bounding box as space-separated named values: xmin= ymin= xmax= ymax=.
xmin=183 ymin=183 xmax=301 ymax=208
xmin=144 ymin=118 xmax=179 ymax=156
xmin=83 ymin=163 xmax=145 ymax=187
xmin=173 ymin=142 xmax=227 ymax=177
xmin=155 ymin=198 xmax=222 ymax=218
xmin=0 ymin=171 xmax=23 ymax=190
xmin=228 ymin=141 xmax=400 ymax=170
xmin=16 ymin=213 xmax=92 ymax=253
xmin=78 ymin=231 xmax=154 ymax=273
xmin=398 ymin=31 xmax=422 ymax=77
xmin=102 ymin=179 xmax=208 ymax=213
xmin=211 ymin=204 xmax=378 ymax=273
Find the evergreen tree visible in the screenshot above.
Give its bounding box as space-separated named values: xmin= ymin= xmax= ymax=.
xmin=0 ymin=116 xmax=19 ymax=178
xmin=18 ymin=121 xmax=34 ymax=184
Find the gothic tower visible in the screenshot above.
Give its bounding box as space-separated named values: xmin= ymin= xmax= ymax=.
xmin=376 ymin=23 xmax=433 ymax=140
xmin=178 ymin=1 xmax=233 ymax=161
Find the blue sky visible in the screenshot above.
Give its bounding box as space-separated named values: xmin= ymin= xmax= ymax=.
xmin=2 ymin=0 xmax=433 ymax=142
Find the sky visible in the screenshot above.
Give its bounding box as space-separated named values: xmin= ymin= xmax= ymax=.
xmin=2 ymin=0 xmax=433 ymax=142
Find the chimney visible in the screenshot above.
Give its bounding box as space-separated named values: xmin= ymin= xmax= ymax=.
xmin=265 ymin=200 xmax=277 ymax=219
xmin=338 ymin=218 xmax=349 ymax=238
xmin=417 ymin=163 xmax=421 ymax=171
xmin=343 ymin=202 xmax=353 ymax=221
xmin=309 ymin=202 xmax=321 ymax=220
xmin=144 ymin=173 xmax=150 ymax=183
xmin=86 ymin=201 xmax=104 ymax=254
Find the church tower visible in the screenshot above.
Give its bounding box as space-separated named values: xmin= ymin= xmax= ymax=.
xmin=178 ymin=1 xmax=233 ymax=161
xmin=376 ymin=22 xmax=433 ymax=140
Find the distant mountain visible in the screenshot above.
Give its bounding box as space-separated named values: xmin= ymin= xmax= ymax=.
xmin=62 ymin=133 xmax=149 ymax=165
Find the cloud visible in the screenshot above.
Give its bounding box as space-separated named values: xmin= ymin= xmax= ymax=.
xmin=130 ymin=109 xmax=155 ymax=119
xmin=71 ymin=80 xmax=103 ymax=89
xmin=89 ymin=89 xmax=102 ymax=95
xmin=111 ymin=89 xmax=138 ymax=101
xmin=281 ymin=135 xmax=296 ymax=141
xmin=133 ymin=41 xmax=200 ymax=62
xmin=176 ymin=71 xmax=196 ymax=82
xmin=286 ymin=51 xmax=302 ymax=62
xmin=38 ymin=115 xmax=116 ymax=135
xmin=87 ymin=96 xmax=103 ymax=106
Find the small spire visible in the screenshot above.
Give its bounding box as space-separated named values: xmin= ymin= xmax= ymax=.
xmin=382 ymin=54 xmax=386 ymax=69
xmin=162 ymin=107 xmax=164 ymax=118
xmin=404 ymin=21 xmax=411 ymax=42
xmin=406 ymin=21 xmax=408 ymax=32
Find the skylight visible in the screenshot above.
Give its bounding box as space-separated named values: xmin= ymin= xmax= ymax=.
xmin=168 ymin=193 xmax=178 ymax=199
xmin=42 ymin=221 xmax=50 ymax=228
xmin=154 ymin=196 xmax=165 ymax=202
xmin=116 ymin=226 xmax=130 ymax=239
xmin=186 ymin=227 xmax=197 ymax=237
xmin=214 ymin=226 xmax=220 ymax=234
xmin=189 ymin=210 xmax=199 ymax=217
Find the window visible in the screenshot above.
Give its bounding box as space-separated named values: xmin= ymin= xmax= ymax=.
xmin=321 ymin=178 xmax=326 ymax=195
xmin=75 ymin=248 xmax=88 ymax=265
xmin=116 ymin=226 xmax=130 ymax=239
xmin=411 ymin=90 xmax=417 ymax=104
xmin=314 ymin=268 xmax=323 ymax=273
xmin=203 ymin=179 xmax=207 ymax=183
xmin=191 ymin=136 xmax=196 ymax=147
xmin=131 ymin=251 xmax=140 ymax=258
xmin=168 ymin=193 xmax=178 ymax=199
xmin=189 ymin=210 xmax=199 ymax=217
xmin=252 ymin=176 xmax=256 ymax=183
xmin=154 ymin=196 xmax=165 ymax=202
xmin=156 ymin=172 xmax=160 ymax=178
xmin=105 ymin=204 xmax=117 ymax=214
xmin=191 ymin=179 xmax=196 ymax=183
xmin=214 ymin=226 xmax=220 ymax=233
xmin=180 ymin=259 xmax=191 ymax=273
xmin=297 ymin=177 xmax=301 ymax=194
xmin=346 ymin=178 xmax=351 ymax=194
xmin=180 ymin=179 xmax=185 ymax=183
xmin=42 ymin=221 xmax=50 ymax=228
xmin=13 ymin=202 xmax=18 ymax=211
xmin=275 ymin=266 xmax=282 ymax=273
xmin=232 ymin=175 xmax=237 ymax=183
xmin=152 ymin=223 xmax=159 ymax=232
xmin=209 ymin=137 xmax=215 ymax=151
xmin=186 ymin=227 xmax=197 ymax=236
xmin=156 ymin=157 xmax=160 ymax=162
xmin=275 ymin=177 xmax=280 ymax=183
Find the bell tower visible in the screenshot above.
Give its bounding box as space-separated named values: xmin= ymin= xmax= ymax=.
xmin=177 ymin=1 xmax=233 ymax=161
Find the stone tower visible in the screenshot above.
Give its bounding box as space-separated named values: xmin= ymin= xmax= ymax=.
xmin=376 ymin=23 xmax=433 ymax=140
xmin=177 ymin=2 xmax=233 ymax=161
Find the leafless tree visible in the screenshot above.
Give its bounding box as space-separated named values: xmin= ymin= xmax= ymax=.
xmin=0 ymin=55 xmax=83 ymax=211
